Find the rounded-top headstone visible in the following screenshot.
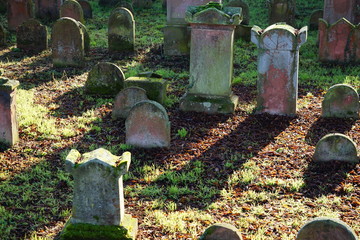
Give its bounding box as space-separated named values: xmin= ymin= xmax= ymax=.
xmin=60 ymin=0 xmax=85 ymax=23
xmin=200 ymin=223 xmax=243 ymax=240
xmin=78 ymin=21 xmax=90 ymax=55
xmin=309 ymin=9 xmax=323 ymax=30
xmin=16 ymin=18 xmax=48 ymax=53
xmin=314 ymin=133 xmax=359 ymax=163
xmin=77 ymin=0 xmax=92 ymax=19
xmin=322 ymin=84 xmax=359 ymax=119
xmin=112 ymin=87 xmax=148 ymax=119
xmin=115 ymin=1 xmax=134 ymax=14
xmin=296 ymin=217 xmax=358 ymax=240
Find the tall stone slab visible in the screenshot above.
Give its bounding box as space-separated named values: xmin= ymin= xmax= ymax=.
xmin=34 ymin=0 xmax=63 ymax=20
xmin=62 ymin=148 xmax=137 ymax=240
xmin=78 ymin=0 xmax=92 ymax=19
xmin=16 ymin=19 xmax=48 ymax=53
xmin=60 ymin=0 xmax=85 ymax=23
xmin=200 ymin=223 xmax=243 ymax=240
xmin=268 ymin=0 xmax=296 ymax=26
xmin=7 ymin=0 xmax=34 ymax=31
xmin=251 ymin=23 xmax=308 ymax=116
xmin=179 ymin=4 xmax=242 ymax=114
xmin=108 ymin=7 xmax=135 ymax=53
xmin=323 ymin=0 xmax=360 ymax=25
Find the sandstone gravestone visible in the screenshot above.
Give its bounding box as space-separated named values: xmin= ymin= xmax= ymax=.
xmin=85 ymin=62 xmax=125 ymax=95
xmin=314 ymin=133 xmax=359 ymax=163
xmin=16 ymin=19 xmax=48 ymax=53
xmin=0 ymin=78 xmax=20 ymax=146
xmin=112 ymin=87 xmax=148 ymax=119
xmin=251 ymin=23 xmax=308 ymax=116
xmin=268 ymin=0 xmax=296 ymax=26
xmin=309 ymin=9 xmax=323 ymax=30
xmin=226 ymin=0 xmax=251 ymax=41
xmin=108 ymin=7 xmax=135 ymax=53
xmin=78 ymin=0 xmax=92 ymax=19
xmin=126 ymin=100 xmax=170 ymax=148
xmin=132 ymin=0 xmax=152 ymax=9
xmin=34 ymin=0 xmax=62 ymax=20
xmin=297 ymin=217 xmax=358 ymax=240
xmin=60 ymin=0 xmax=85 ymax=24
xmin=200 ymin=223 xmax=243 ymax=240
xmin=0 ymin=24 xmax=6 ymax=46
xmin=179 ymin=4 xmax=242 ymax=114
xmin=323 ymin=0 xmax=360 ymax=25
xmin=7 ymin=0 xmax=34 ymax=31
xmin=322 ymin=84 xmax=359 ymax=118
xmin=52 ymin=17 xmax=85 ymax=67
xmin=62 ymin=148 xmax=137 ymax=240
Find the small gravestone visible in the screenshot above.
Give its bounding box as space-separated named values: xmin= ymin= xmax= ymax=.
xmin=7 ymin=0 xmax=35 ymax=31
xmin=112 ymin=87 xmax=148 ymax=119
xmin=60 ymin=0 xmax=85 ymax=24
xmin=78 ymin=21 xmax=90 ymax=55
xmin=116 ymin=1 xmax=134 ymax=14
xmin=85 ymin=62 xmax=125 ymax=95
xmin=322 ymin=84 xmax=359 ymax=119
xmin=16 ymin=18 xmax=48 ymax=53
xmin=52 ymin=17 xmax=85 ymax=67
xmin=62 ymin=148 xmax=137 ymax=240
xmin=309 ymin=9 xmax=323 ymax=30
xmin=0 ymin=24 xmax=6 ymax=46
xmin=78 ymin=0 xmax=92 ymax=19
xmin=126 ymin=100 xmax=170 ymax=148
xmin=226 ymin=0 xmax=251 ymax=41
xmin=200 ymin=223 xmax=243 ymax=240
xmin=296 ymin=217 xmax=358 ymax=240
xmin=268 ymin=0 xmax=296 ymax=26
xmin=34 ymin=0 xmax=62 ymax=20
xmin=132 ymin=0 xmax=152 ymax=9
xmin=314 ymin=133 xmax=359 ymax=163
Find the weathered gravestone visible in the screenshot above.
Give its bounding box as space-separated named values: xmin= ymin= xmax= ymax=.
xmin=116 ymin=1 xmax=134 ymax=14
xmin=132 ymin=0 xmax=152 ymax=9
xmin=126 ymin=100 xmax=170 ymax=148
xmin=314 ymin=133 xmax=359 ymax=163
xmin=78 ymin=0 xmax=92 ymax=19
xmin=108 ymin=7 xmax=135 ymax=53
xmin=62 ymin=148 xmax=137 ymax=240
xmin=60 ymin=0 xmax=85 ymax=24
xmin=52 ymin=17 xmax=85 ymax=67
xmin=0 ymin=24 xmax=6 ymax=46
xmin=85 ymin=62 xmax=125 ymax=95
xmin=200 ymin=223 xmax=243 ymax=240
xmin=179 ymin=4 xmax=242 ymax=114
xmin=34 ymin=0 xmax=62 ymax=20
xmin=296 ymin=217 xmax=358 ymax=240
xmin=322 ymin=84 xmax=359 ymax=118
xmin=251 ymin=23 xmax=308 ymax=116
xmin=78 ymin=21 xmax=90 ymax=55
xmin=226 ymin=0 xmax=251 ymax=41
xmin=0 ymin=78 xmax=20 ymax=146
xmin=112 ymin=87 xmax=148 ymax=119
xmin=309 ymin=9 xmax=323 ymax=30
xmin=16 ymin=19 xmax=48 ymax=53
xmin=7 ymin=0 xmax=35 ymax=31
xmin=323 ymin=0 xmax=360 ymax=25
xmin=268 ymin=0 xmax=296 ymax=26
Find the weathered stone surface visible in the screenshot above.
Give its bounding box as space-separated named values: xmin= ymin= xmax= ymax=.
xmin=16 ymin=19 xmax=48 ymax=53
xmin=200 ymin=223 xmax=243 ymax=240
xmin=251 ymin=23 xmax=308 ymax=116
xmin=268 ymin=0 xmax=296 ymax=26
xmin=309 ymin=9 xmax=323 ymax=30
xmin=132 ymin=0 xmax=152 ymax=9
xmin=126 ymin=100 xmax=170 ymax=148
xmin=60 ymin=0 xmax=85 ymax=23
xmin=108 ymin=7 xmax=135 ymax=53
xmin=78 ymin=0 xmax=92 ymax=19
xmin=34 ymin=0 xmax=62 ymax=20
xmin=296 ymin=217 xmax=358 ymax=240
xmin=0 ymin=24 xmax=6 ymax=46
xmin=185 ymin=5 xmax=242 ymax=25
xmin=7 ymin=0 xmax=34 ymax=31
xmin=112 ymin=87 xmax=148 ymax=119
xmin=85 ymin=62 xmax=125 ymax=95
xmin=322 ymin=84 xmax=359 ymax=118
xmin=323 ymin=0 xmax=360 ymax=25
xmin=226 ymin=0 xmax=249 ymax=24
xmin=314 ymin=133 xmax=359 ymax=163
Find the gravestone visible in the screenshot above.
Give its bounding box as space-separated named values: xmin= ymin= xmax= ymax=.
xmin=116 ymin=1 xmax=134 ymax=14
xmin=52 ymin=17 xmax=85 ymax=67
xmin=112 ymin=87 xmax=148 ymax=119
xmin=85 ymin=62 xmax=125 ymax=95
xmin=268 ymin=0 xmax=296 ymax=26
xmin=251 ymin=23 xmax=308 ymax=116
xmin=179 ymin=4 xmax=242 ymax=114
xmin=322 ymin=84 xmax=359 ymax=118
xmin=16 ymin=19 xmax=48 ymax=53
xmin=0 ymin=24 xmax=6 ymax=46
xmin=314 ymin=133 xmax=359 ymax=163
xmin=323 ymin=0 xmax=360 ymax=25
xmin=226 ymin=0 xmax=251 ymax=41
xmin=108 ymin=7 xmax=135 ymax=53
xmin=200 ymin=223 xmax=243 ymax=240
xmin=126 ymin=100 xmax=170 ymax=148
xmin=34 ymin=0 xmax=62 ymax=20
xmin=7 ymin=0 xmax=35 ymax=31
xmin=78 ymin=0 xmax=92 ymax=19
xmin=60 ymin=0 xmax=85 ymax=24
xmin=0 ymin=78 xmax=20 ymax=146
xmin=132 ymin=0 xmax=152 ymax=9
xmin=62 ymin=148 xmax=137 ymax=240
xmin=309 ymin=9 xmax=323 ymax=30
xmin=297 ymin=217 xmax=358 ymax=240
xmin=78 ymin=21 xmax=90 ymax=55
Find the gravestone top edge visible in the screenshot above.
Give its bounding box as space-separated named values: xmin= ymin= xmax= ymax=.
xmin=186 ymin=6 xmax=242 ymax=25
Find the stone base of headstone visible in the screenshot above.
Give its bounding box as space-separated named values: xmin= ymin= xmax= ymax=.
xmin=60 ymin=214 xmax=138 ymax=240
xmin=180 ymin=93 xmax=239 ymax=114
xmin=235 ymin=24 xmax=252 ymax=42
xmin=163 ymin=24 xmax=190 ymax=56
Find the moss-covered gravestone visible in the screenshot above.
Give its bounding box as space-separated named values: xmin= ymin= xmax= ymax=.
xmin=112 ymin=87 xmax=148 ymax=119
xmin=16 ymin=19 xmax=47 ymax=53
xmin=60 ymin=0 xmax=85 ymax=24
xmin=62 ymin=148 xmax=137 ymax=240
xmin=314 ymin=133 xmax=359 ymax=163
xmin=226 ymin=0 xmax=251 ymax=41
xmin=200 ymin=223 xmax=243 ymax=240
xmin=7 ymin=0 xmax=34 ymax=31
xmin=0 ymin=24 xmax=5 ymax=46
xmin=268 ymin=0 xmax=296 ymax=26
xmin=78 ymin=0 xmax=92 ymax=19
xmin=322 ymin=84 xmax=359 ymax=119
xmin=85 ymin=62 xmax=125 ymax=95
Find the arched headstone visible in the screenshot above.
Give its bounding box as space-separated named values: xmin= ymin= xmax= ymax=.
xmin=268 ymin=0 xmax=296 ymax=26
xmin=112 ymin=87 xmax=148 ymax=119
xmin=34 ymin=0 xmax=62 ymax=20
xmin=200 ymin=223 xmax=243 ymax=240
xmin=309 ymin=9 xmax=323 ymax=30
xmin=16 ymin=18 xmax=48 ymax=53
xmin=7 ymin=0 xmax=34 ymax=31
xmin=60 ymin=0 xmax=85 ymax=23
xmin=78 ymin=0 xmax=92 ymax=19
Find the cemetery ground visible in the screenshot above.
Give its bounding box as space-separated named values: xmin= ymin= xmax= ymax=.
xmin=0 ymin=0 xmax=360 ymax=239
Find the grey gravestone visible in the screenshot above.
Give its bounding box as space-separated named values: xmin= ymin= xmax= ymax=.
xmin=309 ymin=9 xmax=323 ymax=31
xmin=322 ymin=84 xmax=359 ymax=119
xmin=200 ymin=223 xmax=243 ymax=240
xmin=112 ymin=87 xmax=148 ymax=119
xmin=78 ymin=0 xmax=92 ymax=19
xmin=268 ymin=0 xmax=296 ymax=26
xmin=314 ymin=133 xmax=359 ymax=163
xmin=297 ymin=217 xmax=358 ymax=240
xmin=60 ymin=0 xmax=85 ymax=23
xmin=16 ymin=18 xmax=48 ymax=53
xmin=0 ymin=24 xmax=6 ymax=46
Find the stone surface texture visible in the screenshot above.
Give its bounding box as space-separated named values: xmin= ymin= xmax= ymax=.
xmin=16 ymin=18 xmax=48 ymax=53
xmin=268 ymin=0 xmax=296 ymax=26
xmin=200 ymin=223 xmax=243 ymax=240
xmin=323 ymin=0 xmax=360 ymax=25
xmin=34 ymin=0 xmax=63 ymax=20
xmin=78 ymin=0 xmax=92 ymax=19
xmin=60 ymin=0 xmax=85 ymax=23
xmin=226 ymin=0 xmax=251 ymax=41
xmin=251 ymin=23 xmax=308 ymax=116
xmin=112 ymin=87 xmax=148 ymax=119
xmin=7 ymin=0 xmax=34 ymax=31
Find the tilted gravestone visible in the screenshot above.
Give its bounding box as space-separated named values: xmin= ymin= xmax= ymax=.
xmin=268 ymin=0 xmax=296 ymax=26
xmin=108 ymin=7 xmax=135 ymax=53
xmin=62 ymin=148 xmax=137 ymax=240
xmin=200 ymin=223 xmax=243 ymax=240
xmin=78 ymin=0 xmax=92 ymax=19
xmin=16 ymin=18 xmax=48 ymax=53
xmin=226 ymin=0 xmax=251 ymax=41
xmin=180 ymin=4 xmax=242 ymax=114
xmin=60 ymin=0 xmax=85 ymax=24
xmin=322 ymin=84 xmax=359 ymax=118
xmin=112 ymin=87 xmax=148 ymax=119
xmin=85 ymin=62 xmax=125 ymax=95
xmin=126 ymin=100 xmax=170 ymax=148
xmin=296 ymin=217 xmax=358 ymax=240
xmin=34 ymin=0 xmax=62 ymax=20
xmin=251 ymin=23 xmax=308 ymax=116
xmin=309 ymin=9 xmax=323 ymax=31
xmin=0 ymin=24 xmax=6 ymax=46
xmin=314 ymin=133 xmax=359 ymax=163
xmin=7 ymin=0 xmax=35 ymax=31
